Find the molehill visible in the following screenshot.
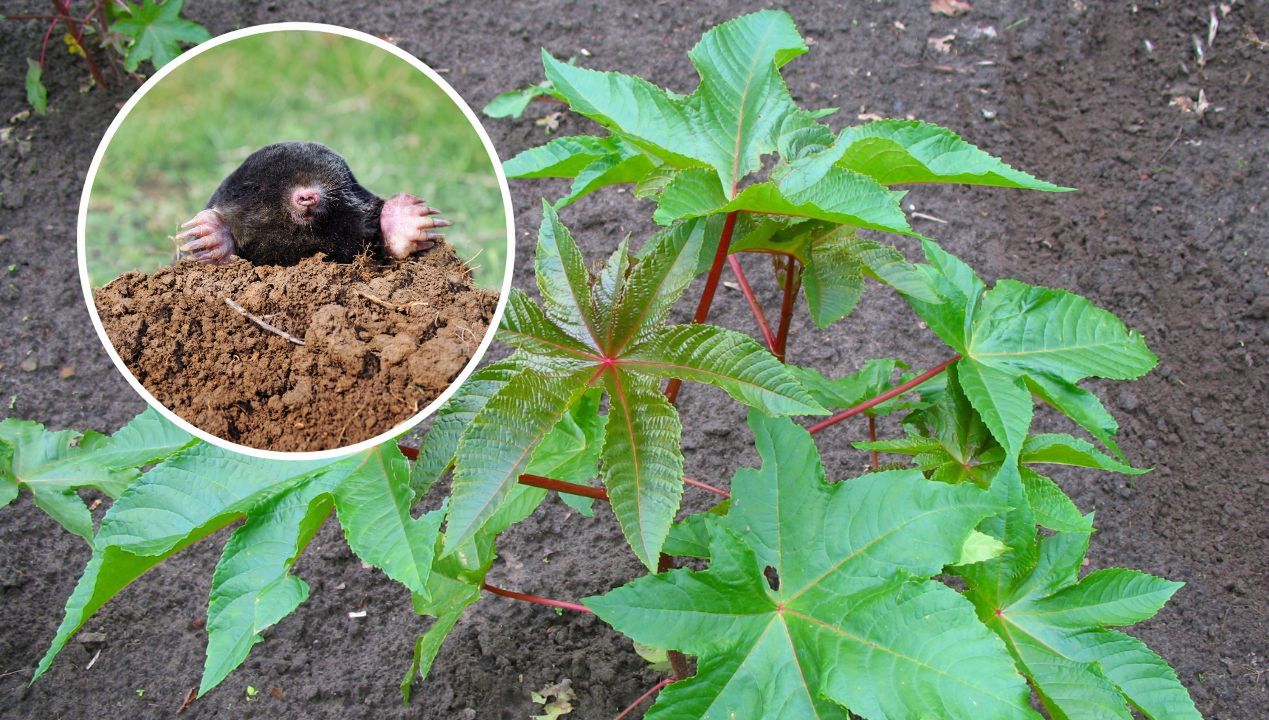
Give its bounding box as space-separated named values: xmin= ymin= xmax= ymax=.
xmin=94 ymin=242 xmax=498 ymax=452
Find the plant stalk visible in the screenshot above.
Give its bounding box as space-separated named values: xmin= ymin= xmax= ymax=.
xmin=868 ymin=416 xmax=879 ymax=470
xmin=519 ymin=473 xmax=609 ymax=500
xmin=727 ymin=254 xmax=777 ymax=352
xmin=684 ymin=475 xmax=730 ymax=499
xmin=395 ymin=445 xmax=728 ymax=501
xmin=657 ymin=553 xmax=693 ymax=679
xmin=807 ymin=355 xmax=961 ymax=434
xmin=665 ymin=210 xmax=740 ymax=404
xmin=51 ymin=0 xmax=107 ymax=89
xmin=481 ymin=583 xmax=592 ymax=614
xmin=613 ymin=676 xmax=678 ymax=720
xmin=774 ymin=256 xmax=800 ymax=362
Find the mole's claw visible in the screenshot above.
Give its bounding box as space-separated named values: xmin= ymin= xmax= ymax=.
xmin=176 ymin=209 xmax=235 ymax=264
xmin=424 ymin=232 xmax=446 ymax=242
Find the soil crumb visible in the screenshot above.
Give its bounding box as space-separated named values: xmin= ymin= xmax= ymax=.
xmin=94 ymin=243 xmax=498 ymax=452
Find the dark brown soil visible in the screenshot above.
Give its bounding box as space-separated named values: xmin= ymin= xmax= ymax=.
xmin=1 ymin=2 xmax=1264 ymax=719
xmin=94 ymin=247 xmax=496 ymax=452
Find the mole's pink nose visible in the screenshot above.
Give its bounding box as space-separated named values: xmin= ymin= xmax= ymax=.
xmin=292 ymin=188 xmax=321 ymax=208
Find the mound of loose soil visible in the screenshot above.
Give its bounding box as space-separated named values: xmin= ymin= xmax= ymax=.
xmin=94 ymin=244 xmax=498 ymax=452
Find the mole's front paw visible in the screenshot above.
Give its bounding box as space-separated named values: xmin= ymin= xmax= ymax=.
xmin=176 ymin=209 xmax=236 ymax=264
xmin=381 ymin=193 xmax=451 ymax=260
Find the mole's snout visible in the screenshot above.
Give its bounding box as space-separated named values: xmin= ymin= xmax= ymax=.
xmin=289 ymin=186 xmax=323 ymax=222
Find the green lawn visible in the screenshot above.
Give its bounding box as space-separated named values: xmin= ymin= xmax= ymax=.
xmin=85 ymin=30 xmax=507 ymax=290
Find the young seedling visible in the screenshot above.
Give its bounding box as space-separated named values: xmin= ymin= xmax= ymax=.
xmin=6 ymin=0 xmax=209 ymax=115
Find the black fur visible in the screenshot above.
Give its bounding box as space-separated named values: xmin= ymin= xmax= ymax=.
xmin=206 ymin=141 xmax=386 ymax=265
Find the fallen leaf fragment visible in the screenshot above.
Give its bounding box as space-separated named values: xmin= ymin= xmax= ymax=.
xmin=931 ymin=0 xmax=973 ymax=16
xmin=531 ymin=678 xmax=575 ymax=719
xmin=929 ymin=34 xmax=957 ymax=53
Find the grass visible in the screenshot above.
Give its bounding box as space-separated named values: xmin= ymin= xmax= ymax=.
xmin=85 ymin=30 xmax=507 ymax=290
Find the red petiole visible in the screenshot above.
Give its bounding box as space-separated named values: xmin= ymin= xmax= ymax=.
xmin=727 ymin=254 xmax=777 ymax=352
xmin=613 ymin=675 xmax=678 ymax=720
xmin=665 ymin=210 xmax=740 ymax=403
xmin=807 ymin=355 xmax=961 ymax=434
xmin=481 ymin=583 xmax=592 ymax=614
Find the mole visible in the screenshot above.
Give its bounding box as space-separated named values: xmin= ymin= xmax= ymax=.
xmin=175 ymin=141 xmax=450 ymax=266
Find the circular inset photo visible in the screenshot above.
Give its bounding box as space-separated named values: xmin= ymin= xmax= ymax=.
xmin=79 ymin=24 xmax=513 ymax=457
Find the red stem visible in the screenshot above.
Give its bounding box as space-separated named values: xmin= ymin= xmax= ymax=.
xmin=481 ymin=583 xmax=592 ymax=614
xmin=38 ymin=17 xmax=57 ymax=66
xmin=868 ymin=416 xmax=879 ymax=470
xmin=519 ymin=473 xmax=609 ymax=501
xmin=807 ymin=355 xmax=961 ymax=434
xmin=395 ymin=445 xmax=727 ymax=501
xmin=774 ymin=256 xmax=800 ymax=362
xmin=665 ymin=210 xmax=740 ymax=404
xmin=727 ymin=254 xmax=777 ymax=352
xmin=613 ymin=676 xmax=678 ymax=720
xmin=684 ymin=476 xmax=729 ymax=499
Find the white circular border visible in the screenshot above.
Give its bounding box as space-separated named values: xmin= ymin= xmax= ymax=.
xmin=78 ymin=23 xmax=515 ymax=462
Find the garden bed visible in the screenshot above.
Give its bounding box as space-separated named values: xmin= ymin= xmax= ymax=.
xmin=0 ymin=1 xmax=1264 ymax=719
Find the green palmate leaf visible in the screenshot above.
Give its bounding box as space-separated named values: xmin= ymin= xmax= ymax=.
xmin=968 ymin=280 xmax=1157 ymax=382
xmin=1019 ymin=467 xmax=1090 ymax=533
xmin=498 ymin=288 xmax=598 ymax=359
xmin=402 ymin=560 xmax=482 ymax=701
xmin=333 ymin=445 xmax=443 ymax=599
xmin=112 ymin=0 xmax=211 ymax=72
xmin=832 ymin=120 xmax=1070 ymax=190
xmin=33 ymin=445 xmax=339 ymax=681
xmin=624 ymin=324 xmax=825 ymax=416
xmin=602 ymin=371 xmax=684 ymax=569
xmin=544 ymin=9 xmax=807 ymax=192
xmin=445 ymin=367 xmax=592 ymax=554
xmin=1025 ymin=372 xmax=1124 ymax=458
xmin=505 ymin=135 xmax=656 ymax=207
xmin=652 ymin=165 xmax=912 ymax=235
xmin=38 ymin=445 xmax=437 ymax=695
xmin=481 ymin=81 xmax=558 ymax=119
xmin=902 ymin=240 xmax=1155 ymax=458
xmin=528 ymin=388 xmax=607 ymax=516
xmin=607 ymin=216 xmax=710 ymax=352
xmin=967 ymin=526 xmax=1198 ymax=720
xmin=957 ymin=359 xmax=1033 ymax=459
xmin=445 ymin=210 xmax=818 ymax=567
xmin=957 ymin=529 xmax=1009 ymax=565
xmin=201 ymin=477 xmax=336 ymax=695
xmin=411 ymin=360 xmax=523 ymax=496
xmin=1021 ymin=434 xmax=1147 ymax=475
xmin=787 ymin=358 xmax=910 ymax=417
xmin=504 ymin=135 xmax=614 ymax=178
xmin=0 ymin=409 xmax=195 ymax=539
xmin=25 ymin=59 xmax=47 ymax=115
xmin=727 ymin=222 xmax=934 ymax=327
xmin=588 ymin=412 xmax=1032 ymax=719
xmin=535 ymin=203 xmax=603 ymax=346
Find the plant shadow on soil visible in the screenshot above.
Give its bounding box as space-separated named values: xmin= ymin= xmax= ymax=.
xmin=94 ymin=245 xmax=497 ymax=452
xmin=0 ymin=1 xmax=1265 ymax=719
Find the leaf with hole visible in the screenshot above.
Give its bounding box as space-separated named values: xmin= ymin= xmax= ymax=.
xmin=586 ymin=412 xmax=1034 ymax=719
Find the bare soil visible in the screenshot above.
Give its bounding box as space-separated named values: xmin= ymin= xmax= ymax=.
xmin=94 ymin=247 xmax=496 ymax=452
xmin=0 ymin=1 xmax=1264 ymax=719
